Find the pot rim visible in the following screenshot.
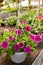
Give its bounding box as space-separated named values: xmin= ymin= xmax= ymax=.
xmin=14 ymin=52 xmax=26 ymax=54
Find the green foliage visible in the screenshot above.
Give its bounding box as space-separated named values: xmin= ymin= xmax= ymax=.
xmin=20 ymin=10 xmax=36 ymax=23
xmin=5 ymin=16 xmax=17 ymax=26
xmin=0 ymin=35 xmax=3 ymax=43
xmin=31 ymin=19 xmax=43 ymax=33
xmin=20 ymin=9 xmax=43 ymax=33
xmin=0 ymin=20 xmax=3 ymax=24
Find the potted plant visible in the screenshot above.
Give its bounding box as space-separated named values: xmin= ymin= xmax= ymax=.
xmin=5 ymin=16 xmax=17 ymax=27
xmin=0 ymin=20 xmax=42 ymax=63
xmin=31 ymin=15 xmax=43 ymax=33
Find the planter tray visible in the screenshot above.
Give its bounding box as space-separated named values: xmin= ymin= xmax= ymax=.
xmin=0 ymin=41 xmax=43 ymax=65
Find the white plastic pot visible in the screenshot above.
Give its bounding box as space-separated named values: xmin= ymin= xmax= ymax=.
xmin=11 ymin=52 xmax=26 ymax=63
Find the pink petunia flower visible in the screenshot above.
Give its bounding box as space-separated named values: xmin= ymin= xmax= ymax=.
xmin=9 ymin=36 xmax=15 ymax=42
xmin=16 ymin=29 xmax=22 ymax=35
xmin=34 ymin=35 xmax=42 ymax=43
xmin=36 ymin=15 xmax=41 ymax=19
xmin=19 ymin=42 xmax=24 ymax=48
xmin=24 ymin=46 xmax=31 ymax=54
xmin=30 ymin=34 xmax=35 ymax=41
xmin=14 ymin=44 xmax=19 ymax=51
xmin=20 ymin=20 xmax=26 ymax=24
xmin=40 ymin=16 xmax=43 ymax=20
xmin=36 ymin=15 xmax=43 ymax=20
xmin=25 ymin=26 xmax=31 ymax=32
xmin=1 ymin=40 xmax=9 ymax=49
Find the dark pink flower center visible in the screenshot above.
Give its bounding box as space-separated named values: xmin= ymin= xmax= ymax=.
xmin=25 ymin=26 xmax=31 ymax=32
xmin=30 ymin=34 xmax=35 ymax=41
xmin=24 ymin=46 xmax=31 ymax=54
xmin=1 ymin=41 xmax=9 ymax=49
xmin=16 ymin=29 xmax=22 ymax=35
xmin=9 ymin=36 xmax=15 ymax=42
xmin=35 ymin=35 xmax=42 ymax=43
xmin=14 ymin=44 xmax=19 ymax=51
xmin=19 ymin=42 xmax=24 ymax=48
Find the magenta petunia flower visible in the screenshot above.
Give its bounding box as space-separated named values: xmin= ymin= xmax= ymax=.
xmin=9 ymin=36 xmax=15 ymax=42
xmin=30 ymin=34 xmax=35 ymax=41
xmin=1 ymin=40 xmax=9 ymax=49
xmin=24 ymin=46 xmax=31 ymax=54
xmin=36 ymin=15 xmax=41 ymax=19
xmin=25 ymin=26 xmax=31 ymax=32
xmin=14 ymin=44 xmax=19 ymax=51
xmin=16 ymin=29 xmax=22 ymax=35
xmin=20 ymin=20 xmax=26 ymax=24
xmin=34 ymin=35 xmax=42 ymax=43
xmin=19 ymin=42 xmax=24 ymax=48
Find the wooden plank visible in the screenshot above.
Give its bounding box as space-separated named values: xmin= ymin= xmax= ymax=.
xmin=32 ymin=49 xmax=43 ymax=65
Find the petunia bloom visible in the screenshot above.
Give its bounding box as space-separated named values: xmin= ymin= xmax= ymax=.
xmin=36 ymin=15 xmax=43 ymax=20
xmin=9 ymin=36 xmax=15 ymax=42
xmin=1 ymin=40 xmax=9 ymax=49
xmin=36 ymin=15 xmax=41 ymax=19
xmin=25 ymin=26 xmax=31 ymax=32
xmin=14 ymin=44 xmax=19 ymax=51
xmin=20 ymin=20 xmax=26 ymax=24
xmin=30 ymin=34 xmax=35 ymax=41
xmin=24 ymin=46 xmax=31 ymax=54
xmin=40 ymin=16 xmax=43 ymax=20
xmin=34 ymin=35 xmax=42 ymax=43
xmin=19 ymin=42 xmax=24 ymax=48
xmin=16 ymin=29 xmax=22 ymax=35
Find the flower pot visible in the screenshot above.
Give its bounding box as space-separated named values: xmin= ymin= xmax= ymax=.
xmin=11 ymin=52 xmax=26 ymax=63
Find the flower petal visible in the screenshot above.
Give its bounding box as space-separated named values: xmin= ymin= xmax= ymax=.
xmin=24 ymin=46 xmax=31 ymax=54
xmin=1 ymin=40 xmax=9 ymax=49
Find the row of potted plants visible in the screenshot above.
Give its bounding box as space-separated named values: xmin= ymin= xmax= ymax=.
xmin=0 ymin=9 xmax=43 ymax=32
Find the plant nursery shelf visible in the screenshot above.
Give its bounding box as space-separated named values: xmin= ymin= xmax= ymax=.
xmin=0 ymin=41 xmax=43 ymax=65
